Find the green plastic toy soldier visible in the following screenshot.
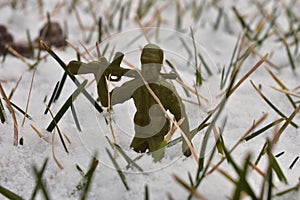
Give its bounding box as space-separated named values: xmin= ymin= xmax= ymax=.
xmin=67 ymin=44 xmax=191 ymax=159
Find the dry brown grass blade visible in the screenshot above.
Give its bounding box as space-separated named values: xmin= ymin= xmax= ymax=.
xmin=73 ymin=5 xmax=87 ymax=41
xmin=165 ymin=117 xmax=184 ymax=142
xmin=79 ymin=41 xmax=94 ymax=61
xmin=52 ymin=130 xmax=64 ymax=170
xmin=0 ymin=83 xmax=18 ymax=146
xmin=175 ymin=79 xmax=208 ymax=101
xmin=228 ymin=53 xmax=268 ymax=96
xmin=6 ymin=45 xmax=31 ymax=66
xmin=249 ymin=162 xmax=266 ymax=178
xmin=253 ymin=50 xmax=280 ymax=70
xmin=270 ymin=86 xmax=300 ymax=98
xmin=21 ymin=66 xmax=38 ymax=127
xmin=272 ymin=104 xmax=300 ymax=144
xmin=143 ymin=2 xmax=169 ymax=27
xmin=182 ymin=98 xmax=200 ymax=105
xmin=65 ymin=39 xmax=89 ymax=61
xmin=8 ymin=75 xmax=22 ymax=100
xmin=135 ymin=15 xmax=151 ymax=43
xmin=30 ymin=124 xmax=49 ymax=143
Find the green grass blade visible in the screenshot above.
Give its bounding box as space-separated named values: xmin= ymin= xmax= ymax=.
xmin=232 ymin=6 xmax=252 ymax=39
xmin=48 ymin=105 xmax=69 ymax=153
xmin=198 ymin=53 xmax=213 ymax=76
xmin=281 ymin=37 xmax=296 ymax=70
xmin=10 ymin=101 xmax=32 ymax=120
xmin=81 ymin=156 xmax=99 ymax=200
xmin=245 ymin=118 xmax=284 ymax=141
xmin=144 ymin=185 xmax=149 ymax=200
xmin=106 ymin=137 xmax=143 ymax=172
xmin=26 ymin=29 xmax=34 ymax=59
xmin=118 ymin=6 xmax=125 ymax=32
xmin=70 ymin=102 xmax=82 ymax=132
xmin=275 ymin=183 xmax=300 ymax=196
xmin=173 ymin=174 xmax=206 ymax=199
xmin=266 ymin=163 xmax=273 ymax=200
xmin=270 ymin=154 xmax=288 ymax=184
xmin=289 ymin=156 xmax=299 ymax=169
xmin=106 ymin=148 xmax=130 ymax=190
xmin=54 ymin=72 xmax=68 ymax=101
xmin=40 ymin=41 xmax=103 ymax=114
xmin=179 ymin=37 xmax=192 ymax=58
xmin=0 ymin=98 xmax=6 ymax=123
xmin=165 ymin=59 xmax=190 ymax=97
xmin=222 ymin=35 xmax=240 ymax=89
xmin=266 ymin=67 xmax=297 ymax=109
xmin=98 ymin=17 xmax=102 ymax=43
xmin=254 ymin=141 xmax=268 ymax=165
xmin=251 ymin=80 xmax=298 ymax=128
xmin=30 ymin=158 xmax=49 ymax=200
xmin=46 ymin=80 xmax=87 ymax=132
xmin=0 ymin=185 xmax=23 ymax=200
xmin=44 ymin=81 xmax=60 ymax=114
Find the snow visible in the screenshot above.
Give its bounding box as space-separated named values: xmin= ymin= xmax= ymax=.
xmin=1 ymin=0 xmax=299 ymax=199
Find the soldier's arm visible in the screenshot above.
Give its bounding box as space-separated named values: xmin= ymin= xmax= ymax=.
xmin=166 ymin=90 xmax=192 ymax=157
xmin=110 ymin=80 xmax=140 ymax=105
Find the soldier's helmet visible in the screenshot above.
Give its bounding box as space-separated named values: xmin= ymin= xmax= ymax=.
xmin=140 ymin=44 xmax=164 ymax=65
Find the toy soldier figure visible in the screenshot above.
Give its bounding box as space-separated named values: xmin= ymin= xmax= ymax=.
xmin=110 ymin=44 xmax=191 ymax=158
xmin=67 ymin=44 xmax=191 ymax=159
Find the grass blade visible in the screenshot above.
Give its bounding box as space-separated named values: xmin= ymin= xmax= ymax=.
xmin=289 ymin=156 xmax=299 ymax=169
xmin=54 ymin=72 xmax=68 ymax=101
xmin=0 ymin=185 xmax=23 ymax=200
xmin=106 ymin=148 xmax=130 ymax=190
xmin=51 ymin=131 xmax=64 ymax=169
xmin=71 ymin=102 xmax=82 ymax=132
xmin=0 ymin=98 xmax=6 ymax=123
xmin=198 ymin=53 xmax=212 ymax=76
xmin=269 ymin=154 xmax=288 ymax=184
xmin=265 ymin=66 xmax=297 ymax=108
xmin=106 ymin=137 xmax=143 ymax=172
xmin=275 ymin=183 xmax=300 ymax=196
xmin=245 ymin=118 xmax=284 ymax=141
xmin=280 ymin=36 xmax=296 ymax=70
xmin=173 ymin=174 xmax=207 ymax=200
xmin=165 ymin=59 xmax=190 ymax=97
xmin=40 ymin=40 xmax=103 ymax=114
xmin=250 ymin=80 xmax=298 ymax=128
xmin=144 ymin=185 xmax=149 ymax=200
xmin=227 ymin=53 xmax=268 ymax=97
xmin=10 ymin=101 xmax=32 ymax=120
xmin=44 ymin=81 xmax=60 ymax=114
xmin=254 ymin=141 xmax=268 ymax=165
xmin=46 ymin=80 xmax=87 ymax=132
xmin=30 ymin=159 xmax=50 ymax=200
xmin=273 ymin=104 xmax=300 ymax=142
xmin=98 ymin=17 xmax=102 ymax=43
xmin=47 ymin=105 xmax=69 ymax=154
xmin=80 ymin=156 xmax=99 ymax=200
xmin=232 ymin=6 xmax=252 ymax=39
xmin=0 ymin=83 xmax=18 ymax=145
